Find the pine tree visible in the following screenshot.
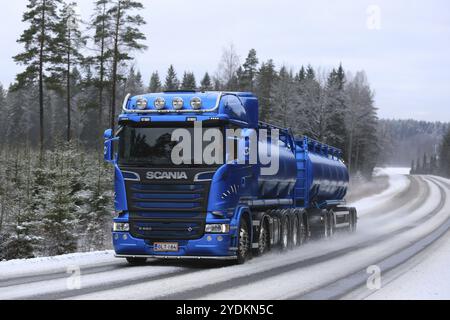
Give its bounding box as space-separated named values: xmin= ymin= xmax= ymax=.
xmin=270 ymin=66 xmax=296 ymax=128
xmin=39 ymin=143 xmax=80 ymax=255
xmin=0 ymin=84 xmax=6 ymax=145
xmin=90 ymin=0 xmax=113 ymax=130
xmin=164 ymin=65 xmax=179 ymax=91
xmin=241 ymin=49 xmax=259 ymax=92
xmin=422 ymin=153 xmax=428 ymax=173
xmin=344 ymin=71 xmax=378 ymax=176
xmin=296 ymin=66 xmax=306 ymax=82
xmin=181 ymin=72 xmax=197 ymax=90
xmin=324 ymin=64 xmax=348 ymax=151
xmin=439 ymin=129 xmax=450 ymax=177
xmin=200 ymin=72 xmax=213 ymax=91
xmin=107 ymin=0 xmax=147 ymax=130
xmin=148 ymin=71 xmax=162 ymax=92
xmin=13 ymin=0 xmax=63 ymax=155
xmin=53 ymin=2 xmax=86 ymax=142
xmin=124 ymin=66 xmax=144 ymax=95
xmin=255 ymin=60 xmax=277 ymax=122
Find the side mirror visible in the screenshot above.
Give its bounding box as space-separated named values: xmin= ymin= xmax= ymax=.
xmin=104 ymin=129 xmax=116 ymax=163
xmin=104 ymin=129 xmax=113 ymax=140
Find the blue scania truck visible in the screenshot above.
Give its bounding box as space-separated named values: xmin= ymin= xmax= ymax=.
xmin=104 ymin=91 xmax=357 ymax=265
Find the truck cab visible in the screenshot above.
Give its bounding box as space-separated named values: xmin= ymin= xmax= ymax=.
xmin=105 ymin=91 xmax=264 ymax=264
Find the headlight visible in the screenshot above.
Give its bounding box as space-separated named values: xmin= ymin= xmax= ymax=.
xmin=154 ymin=97 xmax=166 ymax=110
xmin=205 ymin=224 xmax=230 ymax=234
xmin=136 ymin=98 xmax=148 ymax=110
xmin=113 ymin=223 xmax=130 ymax=232
xmin=172 ymin=97 xmax=184 ymax=110
xmin=190 ymin=97 xmax=202 ymax=110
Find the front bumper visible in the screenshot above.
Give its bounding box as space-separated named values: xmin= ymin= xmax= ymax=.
xmin=113 ymin=232 xmax=237 ymax=259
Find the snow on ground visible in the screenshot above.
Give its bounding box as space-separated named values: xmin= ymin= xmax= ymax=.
xmin=366 ymin=231 xmax=450 ymax=300
xmin=363 ymin=175 xmax=450 ymax=300
xmin=0 ymin=251 xmax=116 ymax=281
xmin=349 ymin=167 xmax=410 ymax=216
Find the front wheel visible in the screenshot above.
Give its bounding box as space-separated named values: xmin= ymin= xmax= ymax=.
xmin=237 ymin=218 xmax=251 ymax=264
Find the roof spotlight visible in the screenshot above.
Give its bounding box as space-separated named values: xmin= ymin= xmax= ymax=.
xmin=154 ymin=97 xmax=166 ymax=110
xmin=190 ymin=97 xmax=202 ymax=110
xmin=136 ymin=98 xmax=148 ymax=110
xmin=173 ymin=97 xmax=184 ymax=110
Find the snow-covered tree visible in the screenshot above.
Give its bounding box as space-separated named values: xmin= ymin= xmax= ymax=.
xmin=164 ymin=65 xmax=179 ymax=91
xmin=148 ymin=71 xmax=162 ymax=93
xmin=200 ymin=72 xmax=213 ymax=91
xmin=181 ymin=72 xmax=197 ymax=90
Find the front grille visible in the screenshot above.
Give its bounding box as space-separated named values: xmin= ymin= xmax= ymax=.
xmin=123 ymin=171 xmax=212 ymax=240
xmin=126 ymin=183 xmax=208 ymax=212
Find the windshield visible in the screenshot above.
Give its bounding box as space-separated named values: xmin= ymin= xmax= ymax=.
xmin=118 ymin=125 xmax=224 ymax=167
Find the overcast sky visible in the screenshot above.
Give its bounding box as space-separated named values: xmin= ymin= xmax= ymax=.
xmin=1 ymin=0 xmax=449 ymax=121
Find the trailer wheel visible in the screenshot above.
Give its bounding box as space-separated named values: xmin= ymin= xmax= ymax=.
xmin=348 ymin=208 xmax=358 ymax=233
xmin=237 ymin=218 xmax=251 ymax=264
xmin=255 ymin=219 xmax=270 ymax=256
xmin=280 ymin=215 xmax=289 ymax=250
xmin=126 ymin=257 xmax=147 ymax=266
xmin=319 ymin=211 xmax=330 ymax=239
xmin=298 ymin=212 xmax=308 ymax=245
xmin=290 ymin=215 xmax=299 ymax=248
xmin=328 ymin=210 xmax=336 ymax=237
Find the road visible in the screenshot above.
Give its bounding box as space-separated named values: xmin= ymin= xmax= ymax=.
xmin=1 ymin=169 xmax=449 ymax=300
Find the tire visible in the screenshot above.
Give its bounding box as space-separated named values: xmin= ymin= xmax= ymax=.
xmin=298 ymin=212 xmax=308 ymax=246
xmin=319 ymin=211 xmax=330 ymax=239
xmin=255 ymin=219 xmax=270 ymax=256
xmin=290 ymin=215 xmax=299 ymax=248
xmin=348 ymin=208 xmax=358 ymax=233
xmin=237 ymin=218 xmax=251 ymax=264
xmin=328 ymin=210 xmax=335 ymax=237
xmin=280 ymin=215 xmax=289 ymax=250
xmin=126 ymin=257 xmax=147 ymax=265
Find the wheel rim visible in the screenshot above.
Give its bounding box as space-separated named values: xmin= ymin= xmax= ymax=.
xmin=299 ymin=217 xmax=306 ymax=245
xmin=258 ymin=223 xmax=268 ymax=254
xmin=292 ymin=217 xmax=298 ymax=247
xmin=329 ymin=212 xmax=334 ymax=237
xmin=239 ymin=224 xmax=250 ymax=259
xmin=282 ymin=218 xmax=289 ymax=248
xmin=323 ymin=215 xmax=329 ymax=238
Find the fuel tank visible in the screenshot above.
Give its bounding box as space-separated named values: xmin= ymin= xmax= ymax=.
xmin=305 ymin=152 xmax=349 ymax=202
xmin=257 ymin=139 xmax=297 ymax=199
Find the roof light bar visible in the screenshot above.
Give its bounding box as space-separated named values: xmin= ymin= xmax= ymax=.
xmin=122 ymin=92 xmax=227 ymax=114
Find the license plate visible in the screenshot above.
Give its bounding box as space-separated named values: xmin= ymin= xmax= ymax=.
xmin=154 ymin=242 xmax=179 ymax=252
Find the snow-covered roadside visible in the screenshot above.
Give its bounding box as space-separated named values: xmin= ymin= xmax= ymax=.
xmin=365 ymin=175 xmax=450 ymax=300
xmin=349 ymin=167 xmax=410 ymax=216
xmin=0 ymin=251 xmax=116 ymax=281
xmin=366 ymin=231 xmax=450 ymax=300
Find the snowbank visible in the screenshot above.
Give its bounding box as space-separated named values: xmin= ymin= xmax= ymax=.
xmin=0 ymin=251 xmax=115 ymax=280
